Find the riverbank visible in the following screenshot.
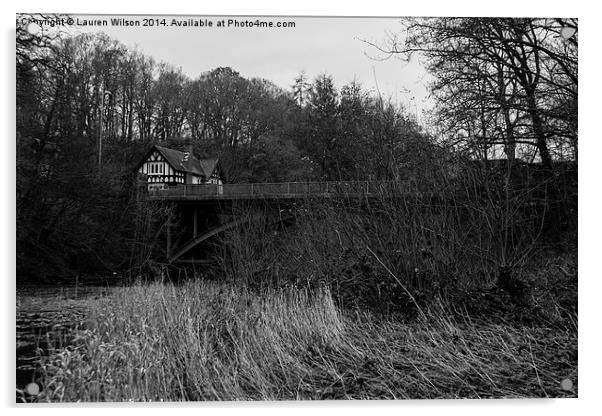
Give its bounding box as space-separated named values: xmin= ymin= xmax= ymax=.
xmin=16 ymin=285 xmax=119 ymax=399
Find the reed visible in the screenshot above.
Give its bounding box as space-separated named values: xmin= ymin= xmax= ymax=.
xmin=35 ymin=280 xmax=576 ymax=401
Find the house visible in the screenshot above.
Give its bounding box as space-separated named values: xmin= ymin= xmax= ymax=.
xmin=136 ymin=144 xmax=224 ymax=191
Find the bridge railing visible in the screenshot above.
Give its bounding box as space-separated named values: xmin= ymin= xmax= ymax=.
xmin=148 ymin=181 xmax=410 ymax=199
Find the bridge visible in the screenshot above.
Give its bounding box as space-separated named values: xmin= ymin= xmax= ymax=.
xmin=145 ymin=181 xmax=405 ymax=201
xmin=141 ymin=181 xmax=412 ymax=265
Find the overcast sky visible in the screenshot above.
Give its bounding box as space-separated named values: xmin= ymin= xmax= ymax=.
xmin=61 ymin=14 xmax=432 ymax=117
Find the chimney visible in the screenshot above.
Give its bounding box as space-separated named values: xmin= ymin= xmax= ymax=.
xmin=182 ymin=138 xmax=194 ymax=159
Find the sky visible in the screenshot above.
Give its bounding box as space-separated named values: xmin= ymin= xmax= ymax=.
xmin=45 ymin=14 xmax=433 ymax=118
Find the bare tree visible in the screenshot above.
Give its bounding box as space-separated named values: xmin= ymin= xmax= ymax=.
xmin=373 ymin=18 xmax=577 ymax=168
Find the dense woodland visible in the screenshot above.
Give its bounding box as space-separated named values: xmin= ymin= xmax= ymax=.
xmin=16 ymin=16 xmax=577 ymax=287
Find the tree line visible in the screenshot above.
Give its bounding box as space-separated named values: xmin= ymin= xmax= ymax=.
xmin=17 ymin=28 xmax=433 ymax=181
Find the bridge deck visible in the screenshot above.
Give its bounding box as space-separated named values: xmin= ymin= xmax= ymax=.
xmin=145 ymin=181 xmax=406 ymax=201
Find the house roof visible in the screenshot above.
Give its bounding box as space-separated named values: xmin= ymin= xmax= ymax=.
xmin=199 ymin=158 xmax=219 ymax=178
xmin=154 ymin=146 xmax=204 ymax=176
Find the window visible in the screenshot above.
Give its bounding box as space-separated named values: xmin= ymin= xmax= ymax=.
xmin=148 ymin=162 xmax=164 ymax=176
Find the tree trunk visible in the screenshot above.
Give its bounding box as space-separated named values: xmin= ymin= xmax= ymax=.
xmin=526 ymin=92 xmax=552 ymax=170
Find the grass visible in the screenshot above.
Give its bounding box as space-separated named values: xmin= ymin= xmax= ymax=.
xmin=31 ymin=280 xmax=577 ymax=401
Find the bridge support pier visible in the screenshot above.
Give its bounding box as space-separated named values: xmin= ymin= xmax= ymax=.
xmin=166 ymin=209 xmax=172 ymax=258
xmin=193 ymin=207 xmax=198 ymax=238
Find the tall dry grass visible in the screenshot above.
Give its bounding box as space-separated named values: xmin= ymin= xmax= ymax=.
xmin=35 ymin=280 xmax=576 ymax=401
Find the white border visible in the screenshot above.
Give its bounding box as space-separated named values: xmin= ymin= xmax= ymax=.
xmin=3 ymin=1 xmax=598 ymax=415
